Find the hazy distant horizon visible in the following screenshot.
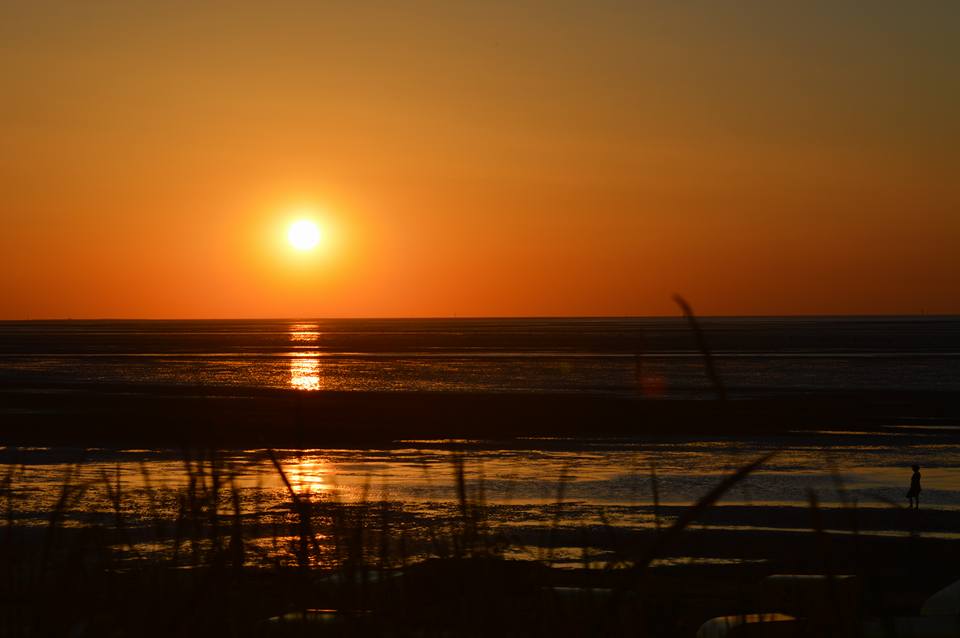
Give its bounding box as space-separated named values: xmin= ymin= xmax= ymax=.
xmin=3 ymin=312 xmax=959 ymax=322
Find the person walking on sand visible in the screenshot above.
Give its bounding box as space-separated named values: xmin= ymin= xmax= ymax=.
xmin=907 ymin=464 xmax=922 ymax=510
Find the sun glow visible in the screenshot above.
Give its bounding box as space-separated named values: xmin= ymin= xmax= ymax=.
xmin=288 ymin=219 xmax=321 ymax=251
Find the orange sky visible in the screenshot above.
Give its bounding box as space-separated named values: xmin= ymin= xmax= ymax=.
xmin=2 ymin=2 xmax=958 ymax=318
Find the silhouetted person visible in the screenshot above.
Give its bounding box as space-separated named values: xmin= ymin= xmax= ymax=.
xmin=907 ymin=464 xmax=922 ymax=510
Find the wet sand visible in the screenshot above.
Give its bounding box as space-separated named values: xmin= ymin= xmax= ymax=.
xmin=2 ymin=381 xmax=959 ymax=447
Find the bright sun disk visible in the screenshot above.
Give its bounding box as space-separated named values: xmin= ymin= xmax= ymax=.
xmin=288 ymin=219 xmax=321 ymax=251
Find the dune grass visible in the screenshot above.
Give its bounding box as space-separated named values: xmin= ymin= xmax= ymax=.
xmin=0 ymin=443 xmax=790 ymax=637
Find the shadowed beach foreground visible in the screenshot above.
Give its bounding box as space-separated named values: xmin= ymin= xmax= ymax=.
xmin=2 ymin=444 xmax=959 ymax=637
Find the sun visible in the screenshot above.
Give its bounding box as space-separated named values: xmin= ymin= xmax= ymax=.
xmin=288 ymin=219 xmax=321 ymax=251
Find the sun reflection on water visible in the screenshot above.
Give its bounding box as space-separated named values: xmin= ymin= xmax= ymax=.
xmin=290 ymin=358 xmax=321 ymax=390
xmin=289 ymin=323 xmax=321 ymax=343
xmin=281 ymin=457 xmax=333 ymax=495
xmin=289 ymin=323 xmax=322 ymax=391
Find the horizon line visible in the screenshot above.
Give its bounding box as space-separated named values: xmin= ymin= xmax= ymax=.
xmin=2 ymin=312 xmax=958 ymax=322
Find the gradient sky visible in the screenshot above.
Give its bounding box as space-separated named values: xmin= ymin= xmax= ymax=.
xmin=2 ymin=1 xmax=958 ymax=318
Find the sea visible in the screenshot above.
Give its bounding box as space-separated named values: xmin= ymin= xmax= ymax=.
xmin=1 ymin=316 xmax=959 ymax=396
xmin=2 ymin=317 xmax=960 ymax=558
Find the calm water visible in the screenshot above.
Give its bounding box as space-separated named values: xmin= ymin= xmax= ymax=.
xmin=2 ymin=317 xmax=959 ymax=559
xmin=1 ymin=317 xmax=959 ymax=396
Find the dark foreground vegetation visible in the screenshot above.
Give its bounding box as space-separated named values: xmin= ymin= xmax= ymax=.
xmin=1 ymin=449 xmax=957 ymax=637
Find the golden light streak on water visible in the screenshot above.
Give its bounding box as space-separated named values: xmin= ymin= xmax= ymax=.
xmin=290 ymin=357 xmax=321 ymax=391
xmin=289 ymin=323 xmax=322 ymax=390
xmin=281 ymin=457 xmax=334 ymax=495
xmin=289 ymin=323 xmax=321 ymax=343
